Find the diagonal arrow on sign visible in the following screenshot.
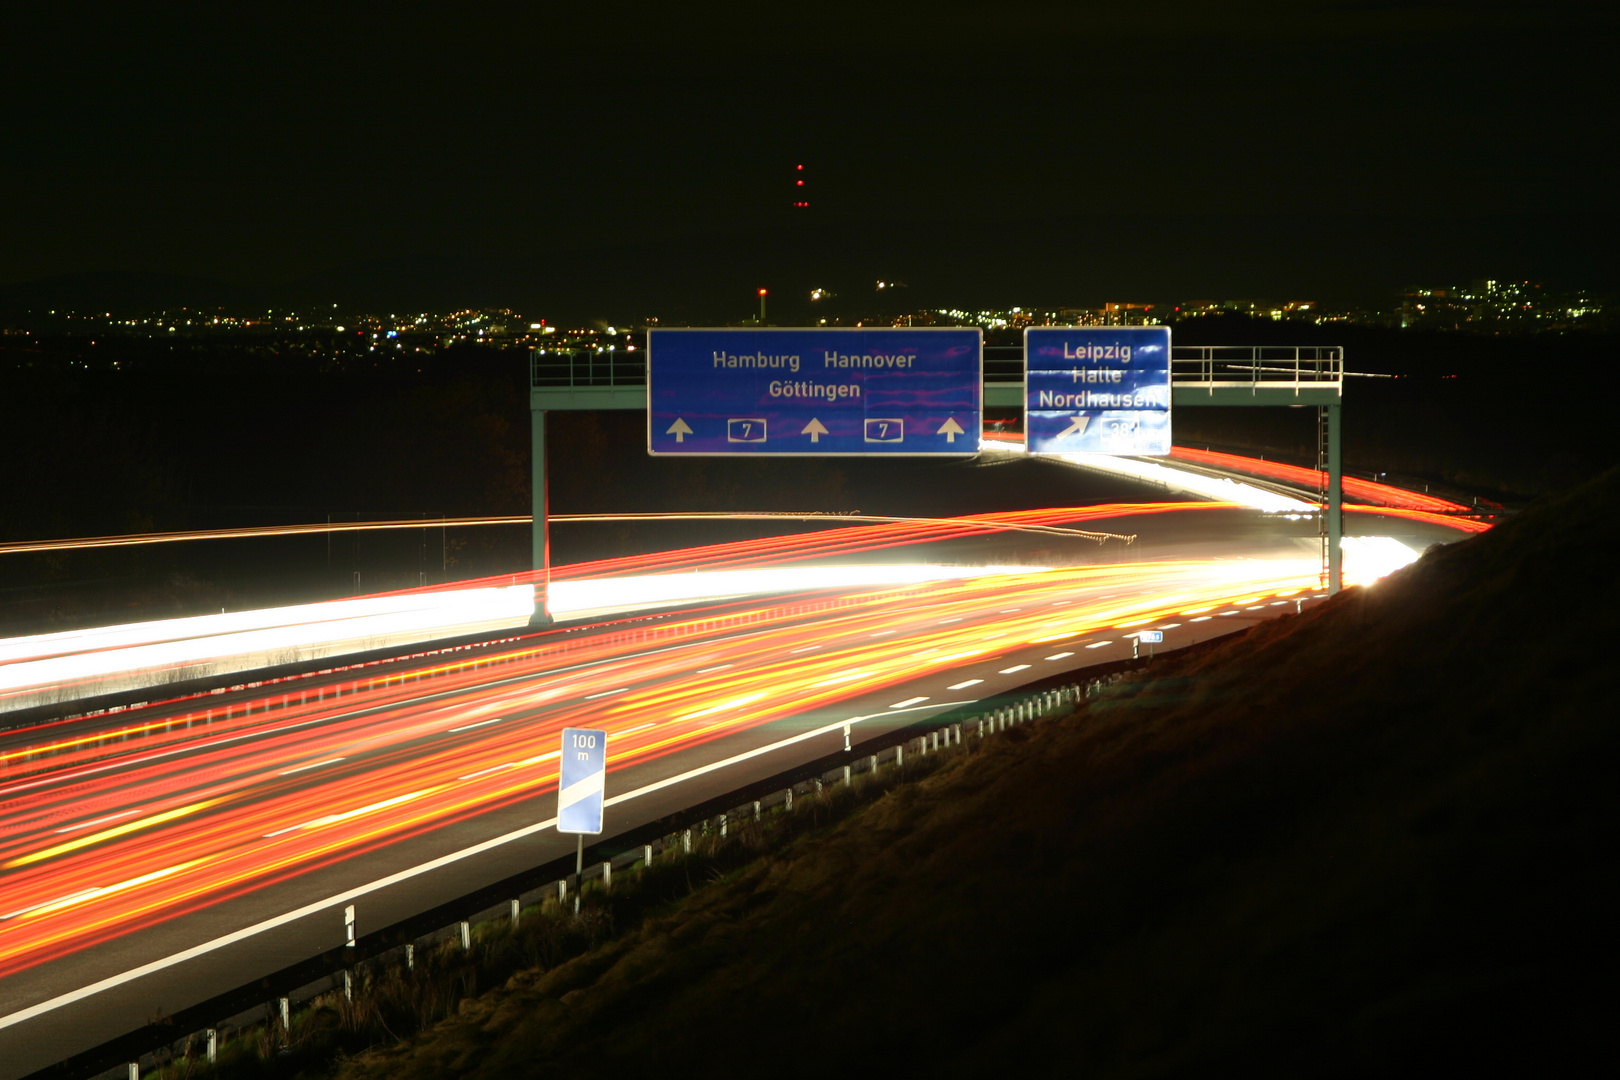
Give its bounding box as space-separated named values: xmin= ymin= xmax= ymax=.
xmin=1058 ymin=415 xmax=1090 ymax=438
xmin=802 ymin=418 xmax=829 ymax=443
xmin=666 ymin=418 xmax=693 ymax=443
xmin=937 ymin=417 xmax=965 ymax=443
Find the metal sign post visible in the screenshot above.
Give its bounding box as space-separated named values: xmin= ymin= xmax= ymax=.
xmin=530 ymin=408 xmax=551 ymax=625
xmin=1136 ymin=628 xmax=1163 ymax=659
xmin=557 ymin=726 xmax=607 ymax=913
xmin=646 ymin=328 xmax=981 ymax=457
xmin=1025 ymin=327 xmax=1171 ymax=455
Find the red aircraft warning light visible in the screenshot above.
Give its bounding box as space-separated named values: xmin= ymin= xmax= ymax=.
xmin=792 ymin=164 xmax=808 ymax=208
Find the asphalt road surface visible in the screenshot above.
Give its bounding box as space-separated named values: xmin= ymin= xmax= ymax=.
xmin=0 ymin=455 xmax=1479 ymax=1076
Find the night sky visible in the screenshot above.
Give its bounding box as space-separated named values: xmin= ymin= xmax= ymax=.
xmin=4 ymin=1 xmax=1615 ymax=317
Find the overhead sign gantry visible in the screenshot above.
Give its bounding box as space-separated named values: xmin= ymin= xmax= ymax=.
xmin=529 ymin=335 xmax=1346 ymax=623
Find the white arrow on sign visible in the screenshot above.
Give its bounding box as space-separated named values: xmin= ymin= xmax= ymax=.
xmin=802 ymin=418 xmax=829 ymax=443
xmin=666 ymin=418 xmax=693 ymax=443
xmin=937 ymin=417 xmax=965 ymax=443
xmin=1058 ymin=415 xmax=1091 ymax=438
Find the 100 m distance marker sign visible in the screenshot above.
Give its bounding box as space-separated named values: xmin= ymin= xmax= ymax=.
xmin=557 ymin=727 xmax=606 ymax=835
xmin=647 ymin=328 xmax=981 ymax=456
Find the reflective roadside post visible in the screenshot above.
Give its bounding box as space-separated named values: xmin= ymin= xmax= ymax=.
xmin=557 ymin=727 xmax=607 ymax=915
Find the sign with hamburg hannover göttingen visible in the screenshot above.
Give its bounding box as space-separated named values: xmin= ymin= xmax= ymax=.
xmin=1025 ymin=326 xmax=1171 ymax=455
xmin=556 ymin=727 xmax=607 ymax=835
xmin=647 ymin=328 xmax=981 ymax=456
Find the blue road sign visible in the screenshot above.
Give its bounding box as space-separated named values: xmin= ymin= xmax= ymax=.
xmin=648 ymin=328 xmax=981 ymax=456
xmin=1137 ymin=629 xmax=1164 ymax=643
xmin=557 ymin=727 xmax=607 ymax=835
xmin=1025 ymin=326 xmax=1171 ymax=455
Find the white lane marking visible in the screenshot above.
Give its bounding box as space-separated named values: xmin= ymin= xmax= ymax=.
xmin=1189 ymin=616 xmax=1213 ymax=622
xmin=999 ymin=608 xmax=1022 ymax=613
xmin=816 ymin=671 xmax=869 ymax=686
xmin=1050 ymin=601 xmax=1070 ymax=606
xmin=1219 ymin=610 xmax=1241 ymax=616
xmin=1270 ymin=601 xmax=1289 ymax=606
xmin=1245 ymin=605 xmax=1267 ymax=611
xmin=448 ymin=716 xmax=506 ymax=732
xmin=788 ymin=645 xmax=822 ymax=654
xmin=1085 ymin=641 xmax=1111 ymax=649
xmin=1159 ymin=623 xmax=1181 ymax=629
xmin=262 ymin=789 xmax=432 ymax=838
xmin=278 ymin=757 xmax=346 ymax=776
xmin=54 ymin=809 xmax=141 ymax=834
xmin=3 ymin=888 xmax=99 ymax=922
xmin=869 ymin=630 xmax=896 ymax=637
xmin=696 ymin=664 xmax=734 ymax=673
xmin=0 ymin=699 xmax=975 ymax=1032
xmin=456 ymin=762 xmax=516 ymax=781
xmin=947 ymin=679 xmax=983 ymax=690
xmin=938 ymin=617 xmax=963 ymax=624
xmin=1044 ymin=652 xmax=1074 ymax=661
xmin=889 ymin=696 xmax=930 ymax=709
xmin=583 ymin=688 xmax=628 ymax=700
xmin=617 ymin=722 xmax=657 ymax=736
xmin=998 ymin=665 xmax=1030 ymax=674
xmin=3 ymin=862 xmax=202 ymax=924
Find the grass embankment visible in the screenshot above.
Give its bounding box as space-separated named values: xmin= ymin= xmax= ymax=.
xmin=149 ymin=754 xmax=971 ymax=1079
xmin=205 ymin=467 xmax=1620 ymax=1078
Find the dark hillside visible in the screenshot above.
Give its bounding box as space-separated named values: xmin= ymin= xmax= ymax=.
xmin=339 ymin=467 xmax=1620 ymax=1078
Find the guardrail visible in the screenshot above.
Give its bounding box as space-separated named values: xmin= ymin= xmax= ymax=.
xmin=52 ymin=672 xmax=1128 ymax=1080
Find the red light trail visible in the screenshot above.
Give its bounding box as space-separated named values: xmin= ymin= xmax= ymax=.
xmin=0 ymin=558 xmax=1329 ymax=981
xmin=1166 ymin=446 xmax=1471 ymax=512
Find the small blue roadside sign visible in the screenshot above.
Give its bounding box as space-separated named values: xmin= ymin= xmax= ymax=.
xmin=557 ymin=727 xmax=607 ymax=835
xmin=1025 ymin=326 xmax=1171 ymax=455
xmin=1137 ymin=629 xmax=1164 ymax=643
xmin=648 ymin=328 xmax=981 ymax=456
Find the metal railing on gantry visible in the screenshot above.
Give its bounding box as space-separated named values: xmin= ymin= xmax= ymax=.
xmin=531 ymin=347 xmax=647 ymax=388
xmin=1169 ymin=345 xmax=1342 ymax=397
xmin=531 ymin=343 xmax=1342 ymax=397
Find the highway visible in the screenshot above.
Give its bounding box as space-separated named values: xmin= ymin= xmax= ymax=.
xmin=0 ymin=449 xmax=1488 ymax=1075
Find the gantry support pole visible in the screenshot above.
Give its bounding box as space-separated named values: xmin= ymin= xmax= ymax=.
xmin=1326 ymin=401 xmax=1343 ymax=595
xmin=531 ymin=408 xmax=552 ymax=624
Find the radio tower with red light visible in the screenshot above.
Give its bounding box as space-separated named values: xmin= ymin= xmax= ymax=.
xmin=792 ymin=163 xmax=808 ymax=209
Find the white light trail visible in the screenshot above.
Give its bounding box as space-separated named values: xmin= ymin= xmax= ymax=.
xmin=546 ymin=563 xmax=1047 ymax=616
xmin=980 ymin=440 xmax=1312 ymax=513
